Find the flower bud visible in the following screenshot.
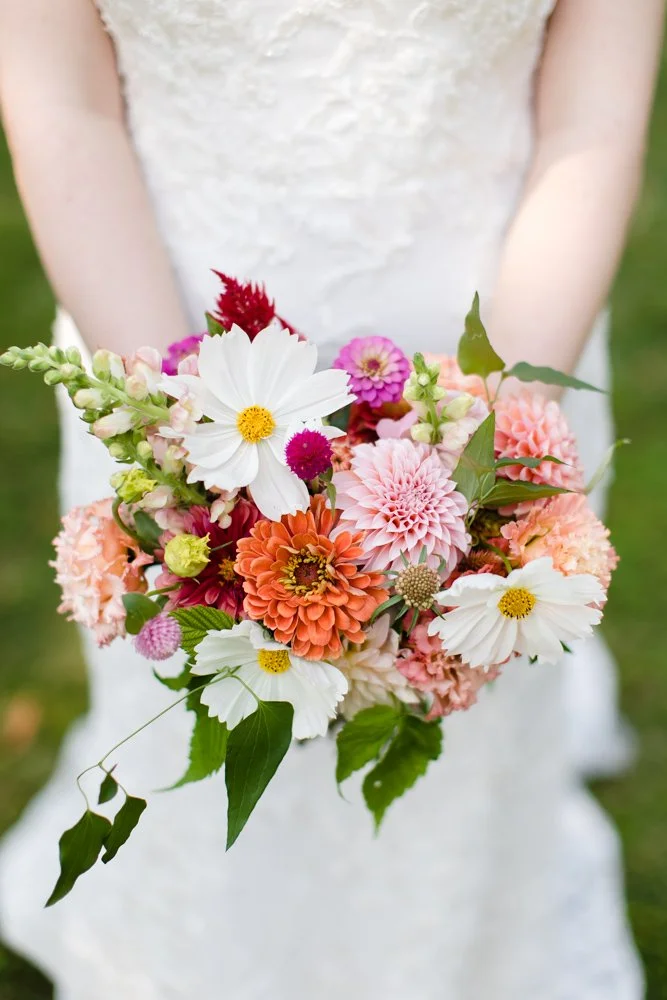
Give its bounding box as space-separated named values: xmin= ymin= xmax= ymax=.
xmin=161 ymin=444 xmax=185 ymax=476
xmin=443 ymin=392 xmax=475 ymax=421
xmin=108 ymin=442 xmax=128 ymax=460
xmin=43 ymin=369 xmax=64 ymax=385
xmin=28 ymin=358 xmax=50 ymax=373
xmin=59 ymin=363 xmax=81 ymax=382
xmin=73 ymin=388 xmax=106 ymax=410
xmin=66 ymin=346 xmax=82 ymax=366
xmin=427 ymin=361 xmax=441 ymax=379
xmin=410 ymin=422 xmax=434 ymax=444
xmin=164 ymin=533 xmax=210 ymax=578
xmin=92 ymin=349 xmax=125 ymax=380
xmin=136 ymin=441 xmax=154 ymax=462
xmin=431 ymin=385 xmax=446 ymax=402
xmin=125 ymin=374 xmax=149 ymax=401
xmin=93 ymin=408 xmax=135 ymax=440
xmin=417 ymin=373 xmax=430 ymax=387
xmin=111 ymin=468 xmax=158 ymax=504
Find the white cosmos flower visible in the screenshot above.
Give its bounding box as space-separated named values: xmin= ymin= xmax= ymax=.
xmin=428 ymin=557 xmax=604 ymax=668
xmin=192 ymin=620 xmax=348 ymax=740
xmin=160 ymin=324 xmax=353 ymax=520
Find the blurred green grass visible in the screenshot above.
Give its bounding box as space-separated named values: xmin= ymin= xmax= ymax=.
xmin=1 ymin=59 xmax=667 ymax=1000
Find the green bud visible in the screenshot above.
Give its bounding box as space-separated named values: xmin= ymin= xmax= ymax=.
xmin=431 ymin=385 xmax=446 ymax=402
xmin=12 ymin=358 xmax=29 ymax=371
xmin=92 ymin=349 xmax=125 ymax=380
xmin=164 ymin=533 xmax=211 ymax=578
xmin=73 ymin=388 xmax=106 ymax=409
xmin=417 ymin=373 xmax=430 ymax=387
xmin=28 ymin=358 xmax=50 ymax=373
xmin=43 ymin=369 xmax=64 ymax=386
xmin=0 ymin=350 xmax=17 ymax=367
xmin=443 ymin=392 xmax=475 ymax=421
xmin=108 ymin=442 xmax=129 ymax=460
xmin=51 ymin=347 xmax=66 ymax=365
xmin=410 ymin=422 xmax=434 ymax=444
xmin=111 ymin=468 xmax=158 ymax=504
xmin=66 ymin=346 xmax=83 ymax=366
xmin=427 ymin=361 xmax=442 ymax=379
xmin=136 ymin=441 xmax=154 ymax=462
xmin=59 ymin=363 xmax=80 ymax=382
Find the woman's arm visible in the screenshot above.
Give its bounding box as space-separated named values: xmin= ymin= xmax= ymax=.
xmin=0 ymin=0 xmax=190 ymax=355
xmin=489 ymin=0 xmax=664 ymax=383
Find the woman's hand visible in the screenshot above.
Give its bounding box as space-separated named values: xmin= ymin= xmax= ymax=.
xmin=0 ymin=0 xmax=190 ymax=355
xmin=488 ymin=0 xmax=664 ymax=380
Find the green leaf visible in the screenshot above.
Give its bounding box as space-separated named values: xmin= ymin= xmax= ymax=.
xmin=205 ymin=312 xmax=227 ymax=336
xmin=457 ymin=293 xmax=505 ymax=378
xmin=225 ymin=701 xmax=294 ymax=849
xmin=170 ymin=606 xmax=235 ymax=657
xmin=122 ymin=593 xmax=161 ymax=635
xmin=98 ymin=771 xmax=118 ymax=805
xmin=504 ymin=362 xmax=604 ymax=393
xmin=452 ymin=411 xmax=496 ymax=503
xmin=153 ymin=663 xmax=192 ymax=691
xmin=369 ymin=593 xmax=404 ymax=623
xmin=133 ymin=511 xmax=163 ymax=552
xmin=585 ymin=438 xmax=630 ymax=496
xmin=328 ymin=403 xmax=351 ymax=433
xmin=46 ymin=811 xmax=112 ymax=906
xmin=335 ymin=705 xmax=402 ymax=784
xmin=362 ymin=716 xmax=443 ymax=830
xmin=482 ymin=480 xmax=570 ymax=508
xmin=101 ymin=796 xmax=147 ymax=863
xmin=168 ymin=705 xmax=228 ymax=789
xmin=494 ymin=455 xmax=564 ymax=470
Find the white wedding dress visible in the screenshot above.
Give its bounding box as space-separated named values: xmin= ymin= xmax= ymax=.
xmin=0 ymin=1 xmax=642 ymax=997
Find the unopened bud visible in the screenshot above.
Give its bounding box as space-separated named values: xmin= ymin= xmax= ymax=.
xmin=111 ymin=467 xmax=157 ymax=504
xmin=43 ymin=369 xmax=64 ymax=386
xmin=431 ymin=385 xmax=446 ymax=402
xmin=417 ymin=373 xmax=430 ymax=387
xmin=164 ymin=533 xmax=210 ymax=578
xmin=28 ymin=358 xmax=50 ymax=373
xmin=93 ymin=408 xmax=135 ymax=440
xmin=443 ymin=392 xmax=475 ymax=421
xmin=73 ymin=388 xmax=106 ymax=409
xmin=92 ymin=349 xmax=125 ymax=380
xmin=125 ymin=374 xmax=149 ymax=401
xmin=410 ymin=422 xmax=434 ymax=444
xmin=427 ymin=362 xmax=441 ymax=379
xmin=66 ymin=346 xmax=83 ymax=366
xmin=136 ymin=441 xmax=154 ymax=462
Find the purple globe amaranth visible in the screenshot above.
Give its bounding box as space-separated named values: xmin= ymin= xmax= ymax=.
xmin=332 ymin=336 xmax=411 ymax=407
xmin=285 ymin=429 xmax=333 ymax=480
xmin=134 ymin=613 xmax=182 ymax=661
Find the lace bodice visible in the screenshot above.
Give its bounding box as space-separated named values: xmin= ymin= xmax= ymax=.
xmin=95 ymin=0 xmax=554 ymax=361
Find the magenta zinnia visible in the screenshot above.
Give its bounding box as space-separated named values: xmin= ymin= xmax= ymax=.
xmin=334 ymin=439 xmax=469 ymax=574
xmin=333 ymin=336 xmax=410 ymax=406
xmin=161 ymin=500 xmax=262 ymax=618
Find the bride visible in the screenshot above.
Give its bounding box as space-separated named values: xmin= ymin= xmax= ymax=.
xmin=0 ymin=1 xmax=662 ymax=997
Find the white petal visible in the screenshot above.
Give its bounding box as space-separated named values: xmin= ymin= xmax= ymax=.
xmin=515 ymin=614 xmax=564 ymax=664
xmin=187 ymin=439 xmax=259 ymax=492
xmin=200 ymin=673 xmax=258 ymax=729
xmin=273 ymin=369 xmax=354 ymax=424
xmin=192 ymin=622 xmax=256 ymax=675
xmin=249 ymin=325 xmax=318 ymax=408
xmin=181 ymin=423 xmax=242 ymax=469
xmin=248 ymin=442 xmax=310 ymax=519
xmin=435 ymin=573 xmax=504 ymax=609
xmin=197 ymin=328 xmax=252 ymax=412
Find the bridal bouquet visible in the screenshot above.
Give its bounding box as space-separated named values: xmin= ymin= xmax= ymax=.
xmin=1 ymin=274 xmax=619 ymax=904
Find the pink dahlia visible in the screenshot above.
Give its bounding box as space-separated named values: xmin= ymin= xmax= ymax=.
xmin=162 ymin=334 xmax=204 ymax=376
xmin=135 ymin=613 xmax=182 ymax=661
xmin=423 ymin=353 xmax=487 ymax=398
xmin=51 ymin=498 xmax=153 ymax=647
xmin=398 ymin=619 xmax=499 ymax=719
xmin=159 ymin=499 xmax=262 ymax=618
xmin=334 ymin=439 xmax=469 ymax=573
xmin=494 ymin=390 xmax=584 ymax=491
xmin=333 ymin=336 xmax=410 ymax=407
xmin=501 ymin=493 xmax=619 ymax=592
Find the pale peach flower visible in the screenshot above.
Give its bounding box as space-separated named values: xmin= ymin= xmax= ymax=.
xmin=51 ymin=498 xmax=152 ymax=646
xmin=494 ymin=391 xmax=584 ymax=492
xmin=501 ymin=493 xmax=618 ymax=592
xmin=334 ymin=615 xmax=419 ymax=720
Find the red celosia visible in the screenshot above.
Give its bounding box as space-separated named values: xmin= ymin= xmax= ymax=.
xmin=212 ymin=272 xmax=297 ymax=339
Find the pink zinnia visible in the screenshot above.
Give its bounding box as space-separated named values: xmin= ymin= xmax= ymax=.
xmin=494 ymin=390 xmax=584 ymax=491
xmin=501 ymin=493 xmax=619 ymax=593
xmin=334 ymin=439 xmax=469 ymax=574
xmin=159 ymin=499 xmax=262 ymax=618
xmin=51 ymin=498 xmax=153 ymax=647
xmin=162 ymin=334 xmax=204 ymax=375
xmin=285 ymin=428 xmax=333 ymax=480
xmin=398 ymin=619 xmax=499 ymax=719
xmin=333 ymin=336 xmax=410 ymax=406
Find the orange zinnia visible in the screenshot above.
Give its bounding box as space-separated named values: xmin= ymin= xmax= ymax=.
xmin=235 ymin=495 xmax=388 ymax=661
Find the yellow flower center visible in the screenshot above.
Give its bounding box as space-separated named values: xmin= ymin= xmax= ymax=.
xmin=283 ymin=550 xmax=330 ymax=596
xmin=257 ymin=649 xmax=292 ymax=674
xmin=497 ymin=586 xmax=537 ymax=620
xmin=236 ymin=405 xmax=275 ymax=444
xmin=218 ymin=557 xmax=237 ymax=582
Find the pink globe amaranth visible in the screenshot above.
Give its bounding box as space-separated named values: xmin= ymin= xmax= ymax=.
xmin=134 ymin=614 xmax=182 ymax=661
xmin=285 ymin=428 xmax=333 ymax=480
xmin=333 ymin=438 xmax=469 ymax=574
xmin=494 ymin=390 xmax=584 ymax=491
xmin=333 ymin=336 xmax=411 ymax=407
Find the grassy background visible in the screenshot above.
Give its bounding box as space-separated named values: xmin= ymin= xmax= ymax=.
xmin=1 ymin=55 xmax=667 ymax=1000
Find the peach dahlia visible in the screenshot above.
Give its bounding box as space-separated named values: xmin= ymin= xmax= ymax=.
xmin=235 ymin=496 xmax=387 ymax=661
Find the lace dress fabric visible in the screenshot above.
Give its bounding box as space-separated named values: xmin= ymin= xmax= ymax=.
xmin=0 ymin=1 xmax=641 ymax=997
